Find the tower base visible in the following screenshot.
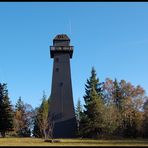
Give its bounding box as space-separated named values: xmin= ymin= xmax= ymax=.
xmin=53 ymin=117 xmax=77 ymax=138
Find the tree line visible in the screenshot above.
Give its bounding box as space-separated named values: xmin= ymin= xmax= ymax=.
xmin=76 ymin=67 xmax=148 ymax=138
xmin=0 ymin=67 xmax=148 ymax=139
xmin=0 ymin=84 xmax=50 ymax=138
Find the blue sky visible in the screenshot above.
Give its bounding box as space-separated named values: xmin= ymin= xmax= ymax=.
xmin=0 ymin=2 xmax=148 ymax=109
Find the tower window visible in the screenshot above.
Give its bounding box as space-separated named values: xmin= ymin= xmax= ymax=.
xmin=55 ymin=57 xmax=59 ymax=62
xmin=60 ymin=82 xmax=63 ymax=87
xmin=56 ymin=68 xmax=59 ymax=72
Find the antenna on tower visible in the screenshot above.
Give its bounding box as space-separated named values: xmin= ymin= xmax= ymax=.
xmin=69 ymin=19 xmax=72 ymax=38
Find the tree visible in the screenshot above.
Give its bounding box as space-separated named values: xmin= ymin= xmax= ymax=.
xmin=103 ymin=78 xmax=122 ymax=136
xmin=112 ymin=79 xmax=123 ymax=110
xmin=103 ymin=78 xmax=125 ymax=110
xmin=24 ymin=103 xmax=35 ymax=136
xmin=103 ymin=104 xmax=120 ymax=136
xmin=32 ymin=107 xmax=42 ymax=138
xmin=143 ymin=98 xmax=148 ymax=138
xmin=34 ymin=92 xmax=54 ymax=140
xmin=38 ymin=94 xmax=49 ymax=139
xmin=80 ymin=67 xmax=105 ymax=138
xmin=0 ymin=83 xmax=14 ymax=137
xmin=75 ymin=98 xmax=83 ymax=134
xmin=14 ymin=97 xmax=33 ymax=137
xmin=118 ymin=81 xmax=145 ymax=138
xmin=103 ymin=78 xmax=146 ymax=138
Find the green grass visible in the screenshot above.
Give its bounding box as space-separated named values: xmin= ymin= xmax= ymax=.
xmin=0 ymin=138 xmax=148 ymax=146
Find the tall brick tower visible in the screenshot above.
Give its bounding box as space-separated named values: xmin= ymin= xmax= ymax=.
xmin=49 ymin=34 xmax=77 ymax=138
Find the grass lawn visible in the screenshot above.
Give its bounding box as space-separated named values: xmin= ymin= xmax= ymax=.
xmin=0 ymin=138 xmax=148 ymax=146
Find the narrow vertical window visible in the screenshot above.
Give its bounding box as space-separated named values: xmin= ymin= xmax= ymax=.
xmin=55 ymin=57 xmax=59 ymax=62
xmin=60 ymin=82 xmax=63 ymax=87
xmin=56 ymin=68 xmax=59 ymax=72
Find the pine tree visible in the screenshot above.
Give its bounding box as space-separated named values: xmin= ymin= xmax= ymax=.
xmin=80 ymin=67 xmax=105 ymax=138
xmin=84 ymin=67 xmax=103 ymax=103
xmin=113 ymin=78 xmax=122 ymax=110
xmin=0 ymin=83 xmax=14 ymax=137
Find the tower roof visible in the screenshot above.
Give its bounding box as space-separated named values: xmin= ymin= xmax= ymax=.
xmin=53 ymin=34 xmax=70 ymax=41
xmin=50 ymin=34 xmax=73 ymax=58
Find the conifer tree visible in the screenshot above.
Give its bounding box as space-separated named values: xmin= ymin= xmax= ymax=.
xmin=0 ymin=83 xmax=14 ymax=137
xmin=80 ymin=67 xmax=105 ymax=138
xmin=113 ymin=79 xmax=122 ymax=110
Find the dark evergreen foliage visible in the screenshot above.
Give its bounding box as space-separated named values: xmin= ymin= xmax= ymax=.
xmin=0 ymin=83 xmax=14 ymax=137
xmin=79 ymin=67 xmax=105 ymax=138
